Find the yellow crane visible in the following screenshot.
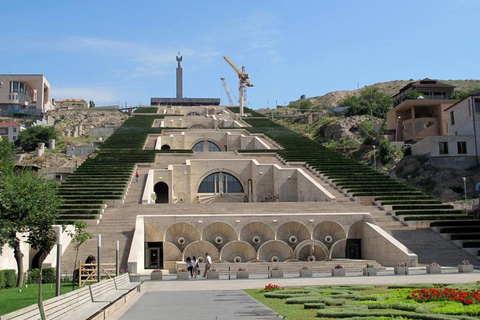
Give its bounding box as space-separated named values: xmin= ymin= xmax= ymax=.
xmin=223 ymin=56 xmax=253 ymax=116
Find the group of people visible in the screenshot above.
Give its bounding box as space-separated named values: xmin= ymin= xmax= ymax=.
xmin=185 ymin=253 xmax=212 ymax=279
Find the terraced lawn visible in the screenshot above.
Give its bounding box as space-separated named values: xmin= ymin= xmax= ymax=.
xmin=246 ymin=283 xmax=480 ymax=320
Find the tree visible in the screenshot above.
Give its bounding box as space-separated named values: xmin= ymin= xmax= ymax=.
xmin=379 ymin=139 xmax=395 ymax=164
xmin=15 ymin=126 xmax=58 ymax=152
xmin=67 ymin=221 xmax=92 ymax=288
xmin=0 ymin=138 xmax=14 ymax=174
xmin=343 ymin=87 xmax=393 ymax=118
xmin=89 ymin=100 xmax=95 ymax=108
xmin=0 ymin=168 xmax=62 ymax=287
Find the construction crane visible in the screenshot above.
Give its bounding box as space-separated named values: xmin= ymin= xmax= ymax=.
xmin=223 ymin=56 xmax=253 ymax=117
xmin=220 ymin=78 xmax=236 ymax=107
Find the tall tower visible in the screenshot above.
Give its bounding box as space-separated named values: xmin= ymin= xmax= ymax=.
xmin=176 ymin=52 xmax=183 ymax=99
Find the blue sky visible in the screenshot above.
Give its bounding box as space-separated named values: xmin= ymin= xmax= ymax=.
xmin=1 ymin=0 xmax=479 ymax=108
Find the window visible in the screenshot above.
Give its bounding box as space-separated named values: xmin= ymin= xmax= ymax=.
xmin=198 ymin=172 xmax=244 ymax=194
xmin=439 ymin=142 xmax=449 ymax=155
xmin=192 ymin=141 xmax=204 ymax=152
xmin=475 ymin=99 xmax=480 ymax=114
xmin=208 ymin=141 xmax=220 ymax=152
xmin=13 ymin=128 xmax=16 ymax=133
xmin=457 ymin=141 xmax=467 ymax=154
xmin=450 ymin=111 xmax=455 ymax=126
xmin=12 ymin=81 xmax=19 ymax=93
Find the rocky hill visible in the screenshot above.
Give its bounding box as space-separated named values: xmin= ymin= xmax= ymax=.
xmin=293 ymin=79 xmax=480 ymax=109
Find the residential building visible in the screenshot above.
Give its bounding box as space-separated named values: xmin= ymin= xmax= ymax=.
xmin=411 ymin=90 xmax=480 ymax=168
xmin=386 ymin=79 xmax=457 ymax=143
xmin=55 ymin=98 xmax=88 ymax=109
xmin=0 ymin=122 xmax=21 ymax=142
xmin=0 ymin=74 xmax=54 ymax=116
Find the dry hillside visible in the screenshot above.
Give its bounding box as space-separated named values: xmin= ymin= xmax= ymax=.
xmin=304 ymin=79 xmax=480 ymax=109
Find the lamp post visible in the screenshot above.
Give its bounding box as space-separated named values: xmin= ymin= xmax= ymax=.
xmin=463 ymin=177 xmax=467 ymax=204
xmin=373 ymin=145 xmax=377 ymax=170
xmin=55 ymin=226 xmax=62 ymax=297
xmin=395 ymin=116 xmax=401 ymax=142
xmin=97 ymin=234 xmax=102 ymax=282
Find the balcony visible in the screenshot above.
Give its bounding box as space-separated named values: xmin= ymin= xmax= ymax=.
xmin=401 ymin=117 xmax=439 ymax=141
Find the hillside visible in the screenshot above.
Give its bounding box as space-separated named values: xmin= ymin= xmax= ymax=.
xmin=290 ymin=79 xmax=480 ymax=109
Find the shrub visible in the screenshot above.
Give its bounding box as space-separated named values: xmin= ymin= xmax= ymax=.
xmin=379 ymin=139 xmax=395 ymax=164
xmin=15 ymin=126 xmax=58 ymax=152
xmin=0 ymin=269 xmax=16 ymax=288
xmin=27 ymin=268 xmax=56 ymax=284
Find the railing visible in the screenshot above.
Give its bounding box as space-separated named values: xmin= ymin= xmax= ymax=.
xmin=78 ymin=262 xmax=117 ymax=287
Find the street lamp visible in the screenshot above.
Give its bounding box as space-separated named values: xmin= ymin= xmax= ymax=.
xmin=395 ymin=116 xmax=401 ymax=142
xmin=373 ymin=145 xmax=377 ymax=170
xmin=463 ymin=177 xmax=467 ymax=203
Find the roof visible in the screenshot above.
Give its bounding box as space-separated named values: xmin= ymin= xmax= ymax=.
xmin=395 ymin=78 xmax=455 ymax=96
xmin=0 ymin=122 xmax=19 ymax=126
xmin=56 ymin=99 xmax=86 ymax=103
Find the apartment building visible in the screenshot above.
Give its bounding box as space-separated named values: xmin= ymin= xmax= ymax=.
xmin=0 ymin=74 xmax=54 ymax=116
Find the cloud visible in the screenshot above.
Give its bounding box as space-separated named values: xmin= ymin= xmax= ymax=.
xmin=52 ymin=86 xmax=118 ymax=103
xmin=56 ymin=37 xmax=219 ymax=78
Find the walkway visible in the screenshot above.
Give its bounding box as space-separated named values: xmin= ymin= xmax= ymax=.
xmin=118 ymin=291 xmax=278 ymax=320
xmin=108 ymin=271 xmax=480 ymax=320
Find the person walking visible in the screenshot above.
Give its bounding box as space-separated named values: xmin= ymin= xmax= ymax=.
xmin=202 ymin=253 xmax=212 ymax=278
xmin=186 ymin=257 xmax=193 ymax=278
xmin=192 ymin=256 xmax=198 ymax=278
xmin=135 ymin=171 xmax=139 ymax=182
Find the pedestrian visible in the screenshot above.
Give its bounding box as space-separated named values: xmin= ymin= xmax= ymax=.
xmin=135 ymin=171 xmax=139 ymax=182
xmin=186 ymin=256 xmax=193 ymax=278
xmin=192 ymin=256 xmax=198 ymax=278
xmin=202 ymin=252 xmax=212 ymax=278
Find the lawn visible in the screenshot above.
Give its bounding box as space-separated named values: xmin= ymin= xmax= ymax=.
xmin=0 ymin=283 xmax=75 ymax=316
xmin=245 ymin=283 xmax=480 ymax=320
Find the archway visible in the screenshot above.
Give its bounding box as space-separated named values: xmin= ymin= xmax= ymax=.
xmin=154 ymin=182 xmax=169 ymax=203
xmin=161 ymin=144 xmax=171 ymax=150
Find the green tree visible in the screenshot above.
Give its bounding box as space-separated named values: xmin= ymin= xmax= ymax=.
xmin=67 ymin=221 xmax=93 ymax=288
xmin=89 ymin=100 xmax=95 ymax=108
xmin=0 ymin=139 xmax=14 ymax=174
xmin=451 ymin=87 xmax=480 ymax=100
xmin=379 ymin=139 xmax=395 ymax=164
xmin=15 ymin=126 xmax=58 ymax=152
xmin=0 ymin=169 xmax=62 ymax=287
xmin=343 ymin=87 xmax=393 ymax=118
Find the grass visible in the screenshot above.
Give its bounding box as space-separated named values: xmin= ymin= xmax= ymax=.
xmin=246 ymin=283 xmax=480 ymax=320
xmin=0 ymin=283 xmax=74 ymax=316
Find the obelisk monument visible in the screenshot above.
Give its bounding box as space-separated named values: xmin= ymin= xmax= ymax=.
xmin=176 ymin=52 xmax=183 ymax=99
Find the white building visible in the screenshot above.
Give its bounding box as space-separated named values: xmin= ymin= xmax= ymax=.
xmin=411 ymin=90 xmax=480 ymax=168
xmin=0 ymin=122 xmax=21 ymax=142
xmin=0 ymin=74 xmax=54 ymax=116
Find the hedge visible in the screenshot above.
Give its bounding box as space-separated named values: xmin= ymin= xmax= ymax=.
xmin=0 ymin=269 xmax=16 ymax=288
xmin=27 ymin=268 xmax=56 ymax=284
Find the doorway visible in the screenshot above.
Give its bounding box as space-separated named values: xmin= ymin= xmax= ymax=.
xmin=145 ymin=242 xmax=163 ymax=269
xmin=345 ymin=239 xmax=361 ymax=259
xmin=154 ymin=182 xmax=169 ymax=203
xmin=161 ymin=144 xmax=171 ymax=150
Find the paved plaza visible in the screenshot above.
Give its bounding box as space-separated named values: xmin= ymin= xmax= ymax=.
xmin=110 ymin=271 xmax=480 ymax=320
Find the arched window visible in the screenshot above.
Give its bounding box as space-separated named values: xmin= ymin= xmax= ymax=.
xmin=208 ymin=141 xmax=220 ymax=152
xmin=161 ymin=144 xmax=171 ymax=150
xmin=198 ymin=172 xmax=244 ymax=194
xmin=192 ymin=142 xmax=204 ymax=152
xmin=186 ymin=112 xmax=200 ymax=116
xmin=192 ymin=140 xmax=220 ymax=152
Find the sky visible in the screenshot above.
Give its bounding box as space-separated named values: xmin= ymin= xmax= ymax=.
xmin=1 ymin=0 xmax=479 ymax=109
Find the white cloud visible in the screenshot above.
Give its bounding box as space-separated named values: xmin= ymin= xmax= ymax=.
xmin=52 ymin=86 xmax=118 ymax=103
xmin=56 ymin=37 xmax=219 ymax=78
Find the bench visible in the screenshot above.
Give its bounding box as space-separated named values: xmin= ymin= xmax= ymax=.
xmin=43 ymin=286 xmax=108 ymax=320
xmin=89 ymin=278 xmax=128 ymax=303
xmin=0 ymin=274 xmax=140 ymax=320
xmin=114 ymin=273 xmax=140 ymax=291
xmin=0 ymin=303 xmax=41 ymax=320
